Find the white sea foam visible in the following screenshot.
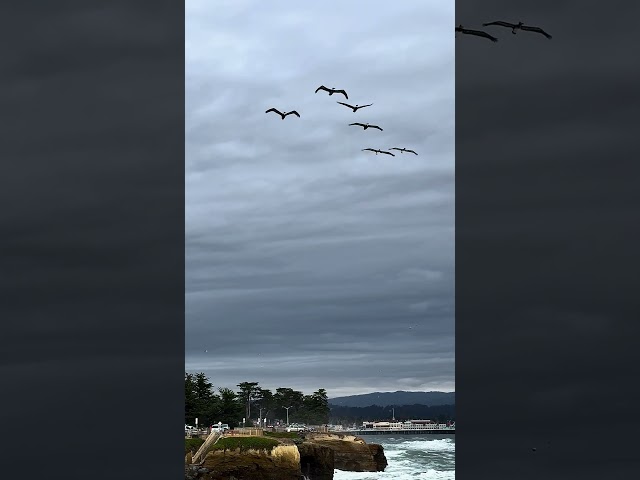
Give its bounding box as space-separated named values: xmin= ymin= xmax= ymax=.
xmin=333 ymin=437 xmax=455 ymax=480
xmin=334 ymin=467 xmax=455 ymax=480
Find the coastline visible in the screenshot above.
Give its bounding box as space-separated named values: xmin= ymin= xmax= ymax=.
xmin=340 ymin=429 xmax=454 ymax=435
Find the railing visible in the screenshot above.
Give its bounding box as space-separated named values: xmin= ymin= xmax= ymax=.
xmin=191 ymin=430 xmax=222 ymax=464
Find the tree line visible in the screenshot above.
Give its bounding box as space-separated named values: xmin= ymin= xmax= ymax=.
xmin=328 ymin=403 xmax=455 ymax=425
xmin=185 ymin=373 xmax=330 ymax=428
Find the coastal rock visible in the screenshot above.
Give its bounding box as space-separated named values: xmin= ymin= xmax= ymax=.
xmin=200 ymin=445 xmax=302 ymax=480
xmin=368 ymin=443 xmax=388 ymax=471
xmin=302 ymin=433 xmax=386 ymax=472
xmin=298 ymin=442 xmax=335 ymax=480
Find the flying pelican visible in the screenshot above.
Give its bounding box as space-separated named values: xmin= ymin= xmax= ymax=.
xmin=315 ymin=85 xmax=348 ymax=99
xmin=337 ymin=101 xmax=373 ymax=112
xmin=483 ymin=21 xmax=552 ymax=39
xmin=362 ymin=148 xmax=395 ymax=157
xmin=390 ymin=147 xmax=418 ymax=155
xmin=349 ymin=122 xmax=383 ymax=131
xmin=455 ymin=25 xmax=498 ymax=42
xmin=265 ymin=108 xmax=300 ymax=120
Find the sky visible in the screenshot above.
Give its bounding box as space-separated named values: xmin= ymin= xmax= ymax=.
xmin=455 ymin=1 xmax=640 ymax=478
xmin=185 ymin=0 xmax=455 ymax=397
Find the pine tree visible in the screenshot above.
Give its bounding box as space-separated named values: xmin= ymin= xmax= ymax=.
xmin=236 ymin=381 xmax=260 ymax=421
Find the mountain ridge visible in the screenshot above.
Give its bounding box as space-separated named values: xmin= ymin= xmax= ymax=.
xmin=329 ymin=390 xmax=455 ymax=408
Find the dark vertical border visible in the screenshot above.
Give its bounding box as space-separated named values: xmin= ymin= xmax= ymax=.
xmin=456 ymin=1 xmax=640 ymax=478
xmin=1 ymin=3 xmax=185 ymax=478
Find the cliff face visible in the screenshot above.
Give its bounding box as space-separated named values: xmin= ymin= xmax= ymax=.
xmin=368 ymin=443 xmax=388 ymax=471
xmin=184 ymin=434 xmax=387 ymax=480
xmin=298 ymin=442 xmax=335 ymax=480
xmin=302 ymin=433 xmax=387 ymax=473
xmin=188 ymin=445 xmax=302 ymax=480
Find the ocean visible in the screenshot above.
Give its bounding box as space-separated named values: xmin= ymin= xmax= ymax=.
xmin=333 ymin=435 xmax=455 ymax=480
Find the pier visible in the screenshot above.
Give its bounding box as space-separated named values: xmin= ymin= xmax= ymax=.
xmin=340 ymin=428 xmax=454 ymax=435
xmin=337 ymin=419 xmax=455 ymax=435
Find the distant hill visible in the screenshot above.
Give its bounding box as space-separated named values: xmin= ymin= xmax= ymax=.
xmin=329 ymin=391 xmax=455 ymax=408
xmin=329 ymin=403 xmax=455 ymax=424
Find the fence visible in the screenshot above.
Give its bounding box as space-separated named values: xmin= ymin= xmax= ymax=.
xmin=226 ymin=428 xmax=264 ymax=436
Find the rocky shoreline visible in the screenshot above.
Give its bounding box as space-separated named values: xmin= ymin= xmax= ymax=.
xmin=185 ymin=432 xmax=387 ymax=480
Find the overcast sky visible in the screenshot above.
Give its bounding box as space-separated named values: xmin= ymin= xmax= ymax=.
xmin=185 ymin=0 xmax=454 ymax=397
xmin=455 ymin=1 xmax=640 ymax=478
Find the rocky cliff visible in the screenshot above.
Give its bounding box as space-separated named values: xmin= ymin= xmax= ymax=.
xmin=302 ymin=433 xmax=387 ymax=473
xmin=368 ymin=443 xmax=388 ymax=471
xmin=186 ymin=445 xmax=302 ymax=480
xmin=298 ymin=442 xmax=334 ymax=480
xmin=185 ymin=433 xmax=387 ymax=480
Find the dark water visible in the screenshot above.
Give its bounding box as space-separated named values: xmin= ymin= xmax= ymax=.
xmin=333 ymin=435 xmax=455 ymax=480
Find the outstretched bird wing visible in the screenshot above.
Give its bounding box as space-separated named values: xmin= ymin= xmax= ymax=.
xmin=357 ymin=103 xmax=373 ymax=109
xmin=370 ymin=125 xmax=383 ymax=131
xmin=315 ymin=85 xmax=330 ymax=93
xmin=466 ymin=29 xmax=498 ymax=42
xmin=337 ymin=101 xmax=355 ymax=109
xmin=362 ymin=148 xmax=376 ymax=152
xmin=349 ymin=122 xmax=366 ymax=127
xmin=265 ymin=108 xmax=283 ymax=115
xmin=389 ymin=147 xmax=401 ymax=151
xmin=520 ymin=25 xmax=552 ymax=38
xmin=406 ymin=149 xmax=418 ymax=155
xmin=334 ymin=89 xmax=348 ymax=99
xmin=379 ymin=150 xmax=395 ymax=156
xmin=483 ymin=20 xmax=517 ymax=28
xmin=285 ymin=110 xmax=301 ymax=117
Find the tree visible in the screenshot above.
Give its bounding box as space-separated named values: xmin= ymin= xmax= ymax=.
xmin=237 ymin=381 xmax=260 ymax=421
xmin=274 ymin=387 xmax=305 ymax=423
xmin=303 ymin=388 xmax=330 ymax=425
xmin=194 ymin=372 xmax=213 ymax=400
xmin=185 ymin=377 xmax=338 ymax=428
xmin=185 ymin=373 xmax=197 ymax=425
xmin=193 ymin=372 xmax=215 ymax=425
xmin=301 ymin=389 xmax=330 ymax=424
xmin=217 ymin=387 xmax=244 ymax=428
xmin=254 ymin=388 xmax=275 ymax=423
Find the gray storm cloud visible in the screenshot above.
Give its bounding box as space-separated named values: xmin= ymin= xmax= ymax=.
xmin=186 ymin=0 xmax=454 ymax=397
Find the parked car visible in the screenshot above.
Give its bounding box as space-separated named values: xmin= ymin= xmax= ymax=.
xmin=210 ymin=423 xmax=230 ymax=432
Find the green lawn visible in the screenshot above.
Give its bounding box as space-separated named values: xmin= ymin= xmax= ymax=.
xmin=185 ymin=438 xmax=205 ymax=455
xmin=211 ymin=436 xmax=280 ymax=452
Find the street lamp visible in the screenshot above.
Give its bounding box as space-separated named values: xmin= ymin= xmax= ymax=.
xmin=284 ymin=406 xmax=292 ymax=426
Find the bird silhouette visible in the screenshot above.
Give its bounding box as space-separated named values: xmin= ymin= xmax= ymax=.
xmin=337 ymin=101 xmax=372 ymax=112
xmin=265 ymin=108 xmax=300 ymax=120
xmin=390 ymin=147 xmax=418 ymax=155
xmin=349 ymin=122 xmax=383 ymax=131
xmin=315 ymin=85 xmax=348 ymax=99
xmin=362 ymin=148 xmax=395 ymax=156
xmin=455 ymin=25 xmax=498 ymax=42
xmin=483 ymin=21 xmax=552 ymax=39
